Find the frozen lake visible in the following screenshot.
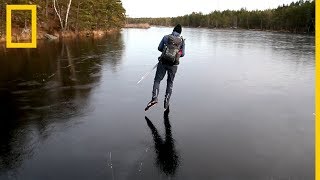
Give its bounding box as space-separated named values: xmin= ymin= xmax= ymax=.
xmin=0 ymin=27 xmax=315 ymax=179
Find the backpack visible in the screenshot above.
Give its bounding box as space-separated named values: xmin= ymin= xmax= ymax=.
xmin=161 ymin=34 xmax=182 ymax=64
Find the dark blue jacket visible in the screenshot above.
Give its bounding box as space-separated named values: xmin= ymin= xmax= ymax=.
xmin=158 ymin=31 xmax=185 ymax=57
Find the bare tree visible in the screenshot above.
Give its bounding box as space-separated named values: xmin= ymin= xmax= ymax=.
xmin=65 ymin=0 xmax=72 ymax=30
xmin=53 ymin=0 xmax=64 ymax=29
xmin=53 ymin=0 xmax=73 ymax=30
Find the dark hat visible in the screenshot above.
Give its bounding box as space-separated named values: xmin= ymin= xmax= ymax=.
xmin=173 ymin=24 xmax=182 ymax=34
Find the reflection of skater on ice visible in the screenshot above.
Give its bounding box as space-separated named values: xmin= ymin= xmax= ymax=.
xmin=145 ymin=110 xmax=180 ymax=176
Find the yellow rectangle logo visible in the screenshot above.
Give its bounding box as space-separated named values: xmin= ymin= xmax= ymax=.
xmin=6 ymin=5 xmax=37 ymax=48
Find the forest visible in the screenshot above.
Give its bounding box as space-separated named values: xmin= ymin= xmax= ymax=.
xmin=0 ymin=0 xmax=126 ymax=39
xmin=127 ymin=0 xmax=315 ymax=33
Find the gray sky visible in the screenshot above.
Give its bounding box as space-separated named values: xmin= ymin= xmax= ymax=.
xmin=122 ymin=0 xmax=296 ymax=18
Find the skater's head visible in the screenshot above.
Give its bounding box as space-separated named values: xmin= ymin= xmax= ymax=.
xmin=173 ymin=24 xmax=182 ymax=34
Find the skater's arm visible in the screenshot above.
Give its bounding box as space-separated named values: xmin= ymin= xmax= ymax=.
xmin=180 ymin=39 xmax=185 ymax=57
xmin=158 ymin=36 xmax=167 ymax=52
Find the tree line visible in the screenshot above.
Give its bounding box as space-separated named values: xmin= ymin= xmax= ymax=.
xmin=0 ymin=0 xmax=126 ymax=37
xmin=127 ymin=0 xmax=315 ymax=33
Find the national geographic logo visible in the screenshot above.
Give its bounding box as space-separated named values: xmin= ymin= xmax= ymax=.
xmin=6 ymin=5 xmax=37 ymax=48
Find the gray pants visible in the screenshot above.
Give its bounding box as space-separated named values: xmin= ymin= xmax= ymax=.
xmin=152 ymin=62 xmax=178 ymax=102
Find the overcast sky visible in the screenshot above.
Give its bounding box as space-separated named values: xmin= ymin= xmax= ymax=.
xmin=122 ymin=0 xmax=297 ymax=18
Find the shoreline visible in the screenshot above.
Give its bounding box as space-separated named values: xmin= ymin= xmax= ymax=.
xmin=0 ymin=28 xmax=121 ymax=43
xmin=124 ymin=23 xmax=150 ymax=29
xmin=147 ymin=25 xmax=315 ymax=35
xmin=0 ymin=26 xmax=313 ymax=44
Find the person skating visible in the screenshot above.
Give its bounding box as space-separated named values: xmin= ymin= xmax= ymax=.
xmin=145 ymin=24 xmax=185 ymax=111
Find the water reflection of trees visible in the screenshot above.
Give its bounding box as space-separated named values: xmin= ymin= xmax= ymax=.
xmin=0 ymin=33 xmax=124 ymax=173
